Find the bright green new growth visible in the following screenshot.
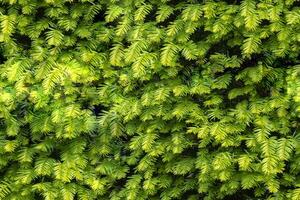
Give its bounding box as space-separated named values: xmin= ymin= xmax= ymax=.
xmin=0 ymin=0 xmax=300 ymax=199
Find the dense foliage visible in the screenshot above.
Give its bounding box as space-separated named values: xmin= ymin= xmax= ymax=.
xmin=0 ymin=0 xmax=300 ymax=199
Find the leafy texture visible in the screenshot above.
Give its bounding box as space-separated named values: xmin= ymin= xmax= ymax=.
xmin=0 ymin=0 xmax=300 ymax=200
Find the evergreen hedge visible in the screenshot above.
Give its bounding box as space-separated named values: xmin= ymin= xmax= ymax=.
xmin=0 ymin=0 xmax=300 ymax=199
